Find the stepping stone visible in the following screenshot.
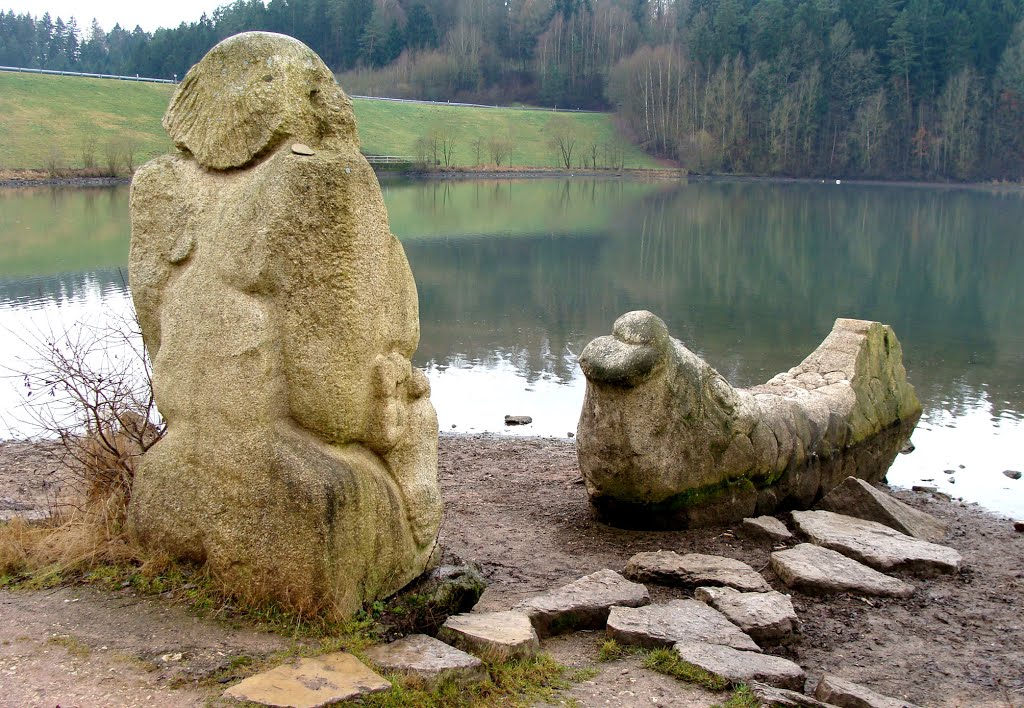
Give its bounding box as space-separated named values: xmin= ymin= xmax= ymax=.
xmin=694 ymin=586 xmax=799 ymax=645
xmin=749 ymin=682 xmax=835 ymax=707
xmin=438 ymin=610 xmax=539 ymax=660
xmin=363 ymin=634 xmax=485 ymax=688
xmin=606 ymin=599 xmax=760 ymax=652
xmin=623 ymin=551 xmax=770 ymax=592
xmin=742 ymin=515 xmax=794 ymax=543
xmin=674 ymin=642 xmax=805 ymax=691
xmin=515 ymin=568 xmax=650 ymax=637
xmin=791 ymin=510 xmax=962 ymax=576
xmin=770 ymin=544 xmax=915 ymax=598
xmin=223 ymin=652 xmax=390 ymax=707
xmin=815 ymin=673 xmax=922 ymax=707
xmin=816 ymin=476 xmax=947 ymax=542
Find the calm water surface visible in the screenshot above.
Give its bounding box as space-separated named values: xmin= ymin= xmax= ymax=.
xmin=1 ymin=179 xmax=1022 ymax=517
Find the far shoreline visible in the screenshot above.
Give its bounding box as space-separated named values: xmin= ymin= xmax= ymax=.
xmin=2 ymin=166 xmax=1021 ymax=191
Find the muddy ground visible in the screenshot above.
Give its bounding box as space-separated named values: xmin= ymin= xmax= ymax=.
xmin=1 ymin=435 xmax=1022 ymax=707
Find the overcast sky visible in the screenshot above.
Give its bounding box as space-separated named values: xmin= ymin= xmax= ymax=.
xmin=1 ymin=1 xmax=227 ymax=32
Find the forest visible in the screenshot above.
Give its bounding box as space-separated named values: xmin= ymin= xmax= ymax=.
xmin=2 ymin=0 xmax=1023 ymax=180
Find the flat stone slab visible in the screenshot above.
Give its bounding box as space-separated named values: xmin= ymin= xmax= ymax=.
xmin=674 ymin=642 xmax=805 ymax=691
xmin=223 ymin=652 xmax=390 ymax=707
xmin=791 ymin=510 xmax=962 ymax=576
xmin=623 ymin=551 xmax=770 ymax=592
xmin=515 ymin=568 xmax=650 ymax=637
xmin=770 ymin=544 xmax=915 ymax=598
xmin=750 ymin=682 xmax=835 ymax=707
xmin=606 ymin=599 xmax=761 ymax=652
xmin=817 ymin=476 xmax=947 ymax=542
xmin=694 ymin=586 xmax=799 ymax=645
xmin=438 ymin=610 xmax=539 ymax=660
xmin=742 ymin=515 xmax=794 ymax=542
xmin=815 ymin=673 xmax=922 ymax=707
xmin=363 ymin=634 xmax=484 ymax=687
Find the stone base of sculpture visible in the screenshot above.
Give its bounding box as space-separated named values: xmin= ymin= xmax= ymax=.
xmin=128 ymin=33 xmax=441 ymax=617
xmin=576 ymin=312 xmax=922 ymax=529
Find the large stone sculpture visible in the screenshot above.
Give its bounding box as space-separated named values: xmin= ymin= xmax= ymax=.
xmin=128 ymin=32 xmax=441 ymax=616
xmin=577 ymin=312 xmax=921 ymax=528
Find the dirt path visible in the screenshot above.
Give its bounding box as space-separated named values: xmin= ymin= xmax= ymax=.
xmin=2 ymin=435 xmax=1023 ymax=707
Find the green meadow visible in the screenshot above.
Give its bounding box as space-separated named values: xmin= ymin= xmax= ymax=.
xmin=0 ymin=72 xmax=655 ymax=171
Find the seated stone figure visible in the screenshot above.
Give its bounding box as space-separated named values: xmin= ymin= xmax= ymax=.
xmin=576 ymin=311 xmax=921 ymax=528
xmin=128 ymin=32 xmax=441 ymax=617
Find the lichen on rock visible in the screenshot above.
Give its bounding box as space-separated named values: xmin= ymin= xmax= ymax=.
xmin=576 ymin=311 xmax=921 ymax=528
xmin=128 ymin=32 xmax=441 ymax=617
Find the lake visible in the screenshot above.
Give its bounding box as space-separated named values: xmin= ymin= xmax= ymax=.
xmin=1 ymin=178 xmax=1022 ymax=518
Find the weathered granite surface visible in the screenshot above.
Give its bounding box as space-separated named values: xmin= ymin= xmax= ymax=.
xmin=741 ymin=515 xmax=794 ymax=543
xmin=816 ymin=477 xmax=947 ymax=542
xmin=576 ymin=311 xmax=921 ymax=528
xmin=606 ymin=600 xmax=761 ymax=652
xmin=770 ymin=544 xmax=915 ymax=597
xmin=363 ymin=634 xmax=484 ymax=688
xmin=129 ymin=32 xmax=441 ymax=617
xmin=694 ymin=586 xmax=800 ymax=645
xmin=223 ymin=652 xmax=389 ymax=707
xmin=791 ymin=510 xmax=962 ymax=576
xmin=674 ymin=642 xmax=806 ymax=691
xmin=515 ymin=568 xmax=649 ymax=637
xmin=438 ymin=611 xmax=539 ymax=660
xmin=623 ymin=551 xmax=770 ymax=592
xmin=815 ymin=673 xmax=922 ymax=708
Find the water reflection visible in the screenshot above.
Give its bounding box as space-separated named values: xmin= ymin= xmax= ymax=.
xmin=0 ymin=179 xmax=1021 ymax=517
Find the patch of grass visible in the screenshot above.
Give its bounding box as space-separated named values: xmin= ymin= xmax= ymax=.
xmin=47 ymin=633 xmax=91 ymax=658
xmin=357 ymin=653 xmax=583 ymax=708
xmin=597 ymin=638 xmax=644 ymax=662
xmin=640 ymin=647 xmax=730 ymax=692
xmin=712 ymin=685 xmax=760 ymax=708
xmin=0 ymin=72 xmax=655 ymax=171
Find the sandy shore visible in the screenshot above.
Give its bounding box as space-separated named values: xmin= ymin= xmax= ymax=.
xmin=2 ymin=434 xmax=1023 ymax=706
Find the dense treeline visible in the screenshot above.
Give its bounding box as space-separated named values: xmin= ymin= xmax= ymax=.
xmin=2 ymin=0 xmax=1023 ymax=179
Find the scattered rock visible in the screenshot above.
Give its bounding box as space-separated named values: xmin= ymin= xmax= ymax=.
xmin=605 ymin=600 xmax=761 ymax=652
xmin=504 ymin=415 xmax=533 ymax=426
xmin=741 ymin=516 xmax=794 ymax=543
xmin=384 ymin=564 xmax=487 ymax=635
xmin=815 ymin=673 xmax=922 ymax=707
xmin=791 ymin=510 xmax=962 ymax=576
xmin=674 ymin=642 xmax=805 ymax=691
xmin=749 ymin=682 xmax=835 ymax=707
xmin=911 ymin=485 xmax=937 ymax=493
xmin=223 ymin=652 xmax=390 ymax=707
xmin=1014 ymin=520 xmax=1024 ymax=533
xmin=1003 ymin=470 xmax=1022 ymax=480
xmin=515 ymin=568 xmax=649 ymax=637
xmin=694 ymin=587 xmax=799 ymax=645
xmin=770 ymin=544 xmax=915 ymax=598
xmin=438 ymin=611 xmax=539 ymax=660
xmin=623 ymin=551 xmax=770 ymax=592
xmin=363 ymin=634 xmax=484 ymax=688
xmin=816 ymin=477 xmax=948 ymax=542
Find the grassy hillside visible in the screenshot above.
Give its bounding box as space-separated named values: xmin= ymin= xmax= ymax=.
xmin=0 ymin=72 xmax=656 ymax=171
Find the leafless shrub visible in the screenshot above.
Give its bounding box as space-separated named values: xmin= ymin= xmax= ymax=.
xmin=4 ymin=304 xmax=163 ymax=540
xmin=103 ymin=138 xmax=122 ymax=177
xmin=81 ymin=135 xmax=98 ymax=170
xmin=44 ymin=145 xmax=64 ymax=178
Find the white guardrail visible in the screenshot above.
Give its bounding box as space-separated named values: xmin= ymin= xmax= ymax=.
xmin=0 ymin=65 xmax=176 ymax=83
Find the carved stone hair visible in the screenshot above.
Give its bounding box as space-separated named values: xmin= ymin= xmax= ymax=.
xmin=163 ymin=31 xmax=357 ymax=170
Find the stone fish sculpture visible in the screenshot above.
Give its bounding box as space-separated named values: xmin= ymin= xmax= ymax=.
xmin=128 ymin=32 xmax=441 ymax=616
xmin=577 ymin=311 xmax=921 ymax=528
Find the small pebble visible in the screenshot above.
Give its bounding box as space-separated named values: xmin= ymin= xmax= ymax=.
xmin=1002 ymin=470 xmax=1022 ymax=480
xmin=1014 ymin=520 xmax=1024 ymax=533
xmin=290 ymin=143 xmax=314 ymax=156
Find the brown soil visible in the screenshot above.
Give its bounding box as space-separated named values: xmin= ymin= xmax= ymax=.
xmin=1 ymin=435 xmax=1022 ymax=707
